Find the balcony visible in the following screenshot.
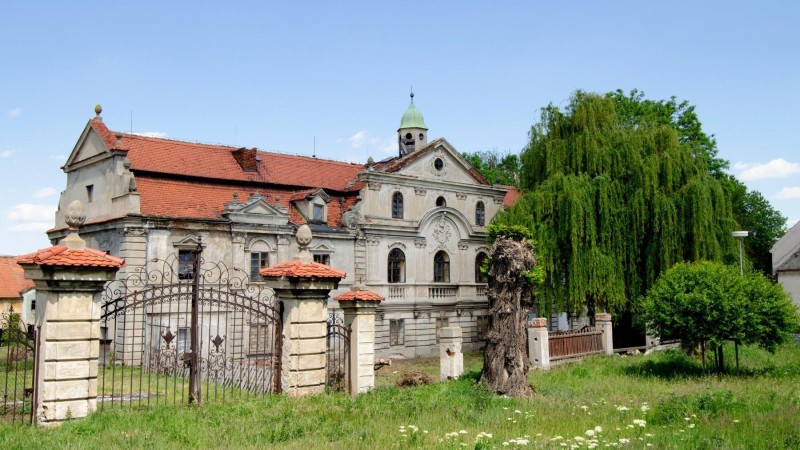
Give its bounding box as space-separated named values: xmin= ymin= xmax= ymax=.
xmin=365 ymin=283 xmax=489 ymax=302
xmin=428 ymin=286 xmax=457 ymax=299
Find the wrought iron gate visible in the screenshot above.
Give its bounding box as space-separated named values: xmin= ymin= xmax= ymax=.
xmin=326 ymin=312 xmax=350 ymax=392
xmin=0 ymin=308 xmax=38 ymax=425
xmin=99 ymin=240 xmax=283 ymax=408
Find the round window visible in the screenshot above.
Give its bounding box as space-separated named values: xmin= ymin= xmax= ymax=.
xmin=434 ymin=158 xmax=444 ymax=171
xmin=405 ymin=133 xmax=412 ymax=140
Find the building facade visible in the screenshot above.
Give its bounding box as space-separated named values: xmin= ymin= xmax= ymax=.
xmin=772 ymin=220 xmax=800 ymax=310
xmin=48 ymin=98 xmax=518 ymax=358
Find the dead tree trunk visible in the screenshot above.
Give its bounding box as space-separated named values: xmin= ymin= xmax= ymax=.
xmin=480 ymin=236 xmax=536 ymax=397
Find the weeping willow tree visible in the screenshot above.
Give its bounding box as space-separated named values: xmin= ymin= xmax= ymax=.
xmin=495 ymin=91 xmax=738 ymax=318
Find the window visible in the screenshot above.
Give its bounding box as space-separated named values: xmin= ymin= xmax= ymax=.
xmin=388 ymin=248 xmax=405 ymax=283
xmin=391 ymin=191 xmax=404 ymax=219
xmin=86 ymin=185 xmax=94 ymax=203
xmin=250 ymin=252 xmax=269 ymax=281
xmin=313 ymin=204 xmax=324 ymax=222
xmin=434 ymin=158 xmax=444 ymax=171
xmin=476 ymin=316 xmax=489 ymax=343
xmin=178 ymin=250 xmax=196 ymax=280
xmin=436 ymin=317 xmax=449 ymax=343
xmin=418 ymin=133 xmax=424 ymax=140
xmin=475 ymin=201 xmax=485 ymax=226
xmin=436 ymin=196 xmax=446 ymax=207
xmin=405 ymin=132 xmax=412 ymax=140
xmin=434 ymin=251 xmax=450 ymax=283
xmin=475 ymin=252 xmax=488 ymax=283
xmin=313 ymin=254 xmax=330 ymax=265
xmin=389 ymin=319 xmax=405 ymax=346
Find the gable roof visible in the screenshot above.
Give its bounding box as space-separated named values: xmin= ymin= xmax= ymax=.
xmin=0 ymin=257 xmax=35 ymax=298
xmin=373 ymin=138 xmax=490 ymax=185
xmin=777 ymin=250 xmax=800 ymax=272
xmin=87 ymin=119 xmax=364 ymax=192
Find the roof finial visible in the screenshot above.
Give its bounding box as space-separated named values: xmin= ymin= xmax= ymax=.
xmin=94 ymin=104 xmax=103 ymax=122
xmin=294 ymin=224 xmax=313 ymax=263
xmin=61 ymin=200 xmax=87 ymax=250
xmin=410 ymin=87 xmax=414 ymax=103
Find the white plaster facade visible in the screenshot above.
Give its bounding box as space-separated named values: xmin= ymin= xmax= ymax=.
xmin=48 ymin=101 xmax=516 ymax=358
xmin=772 ymin=220 xmax=800 ymax=309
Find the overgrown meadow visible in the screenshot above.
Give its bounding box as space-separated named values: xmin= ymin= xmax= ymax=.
xmin=2 ymin=343 xmax=799 ymax=449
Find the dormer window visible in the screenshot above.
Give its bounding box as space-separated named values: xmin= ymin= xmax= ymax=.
xmin=313 ymin=204 xmax=324 ymax=222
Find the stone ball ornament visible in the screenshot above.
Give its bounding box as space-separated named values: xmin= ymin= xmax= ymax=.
xmin=296 ymin=224 xmax=312 ymax=248
xmin=65 ymin=200 xmax=86 ymax=230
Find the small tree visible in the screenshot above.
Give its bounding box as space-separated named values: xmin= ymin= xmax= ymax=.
xmin=643 ymin=261 xmax=799 ymax=372
xmin=480 ymin=224 xmax=542 ymax=397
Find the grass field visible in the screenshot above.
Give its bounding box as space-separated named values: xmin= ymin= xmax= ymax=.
xmin=1 ymin=342 xmax=799 ymax=449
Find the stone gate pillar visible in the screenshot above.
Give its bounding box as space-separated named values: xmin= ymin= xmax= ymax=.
xmin=527 ymin=318 xmax=550 ymax=370
xmin=439 ymin=326 xmax=463 ymax=380
xmin=596 ymin=313 xmax=614 ymax=355
xmin=336 ymin=286 xmax=383 ymax=395
xmin=261 ymin=225 xmax=345 ymax=396
xmin=17 ymin=201 xmax=124 ymax=425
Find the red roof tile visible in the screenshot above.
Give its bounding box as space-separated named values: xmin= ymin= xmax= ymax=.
xmin=260 ymin=260 xmax=345 ymax=279
xmin=16 ymin=246 xmax=125 ymax=269
xmin=0 ymin=257 xmax=35 ymax=298
xmin=502 ymin=185 xmax=521 ymax=208
xmin=136 ymin=176 xmax=355 ymax=227
xmin=97 ymin=125 xmax=364 ymax=192
xmin=334 ymin=290 xmax=384 ymax=302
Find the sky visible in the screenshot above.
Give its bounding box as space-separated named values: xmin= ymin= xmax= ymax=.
xmin=1 ymin=1 xmax=798 ymax=256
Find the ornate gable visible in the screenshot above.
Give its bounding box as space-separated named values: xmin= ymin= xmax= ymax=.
xmin=222 ymin=192 xmax=289 ymax=226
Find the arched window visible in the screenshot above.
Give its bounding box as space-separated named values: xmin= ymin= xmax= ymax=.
xmin=436 ymin=196 xmax=447 ymax=207
xmin=433 ymin=251 xmax=450 ymax=283
xmin=392 ymin=192 xmax=404 ymax=219
xmin=475 ymin=201 xmax=485 ymax=226
xmin=475 ymin=252 xmax=488 ymax=283
xmin=388 ymin=248 xmax=405 ymax=283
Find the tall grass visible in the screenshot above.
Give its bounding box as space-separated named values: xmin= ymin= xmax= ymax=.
xmin=1 ymin=342 xmax=799 ymax=449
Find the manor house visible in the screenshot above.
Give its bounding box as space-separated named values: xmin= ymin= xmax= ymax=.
xmin=48 ymin=95 xmax=518 ymax=357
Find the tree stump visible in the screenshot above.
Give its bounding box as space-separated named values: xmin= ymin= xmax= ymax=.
xmin=480 ymin=235 xmax=536 ymax=397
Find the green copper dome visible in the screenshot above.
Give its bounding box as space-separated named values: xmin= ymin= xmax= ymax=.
xmin=399 ymin=92 xmax=428 ymax=130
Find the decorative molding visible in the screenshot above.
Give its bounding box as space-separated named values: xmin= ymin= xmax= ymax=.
xmin=475 ymin=246 xmax=490 ymax=254
xmin=368 ymin=182 xmax=381 ymax=191
xmin=493 ymin=197 xmax=504 ymax=204
xmin=414 ymin=238 xmax=426 ymax=249
xmin=232 ymin=232 xmax=246 ymax=244
xmin=432 ymin=215 xmax=452 ymax=245
xmin=366 ymin=237 xmax=380 ymax=246
xmin=342 ymin=196 xmax=364 ymax=230
xmin=277 ymin=236 xmax=290 ymax=246
xmin=456 ymin=192 xmax=467 ymax=200
xmin=414 ymin=187 xmax=427 ymax=196
xmin=388 ymin=242 xmax=407 ymax=250
xmin=457 ymin=241 xmax=469 ymax=251
xmin=123 ymin=226 xmax=147 ymax=237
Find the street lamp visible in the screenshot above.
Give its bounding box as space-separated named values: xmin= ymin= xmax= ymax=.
xmin=732 ymin=231 xmax=748 ymax=276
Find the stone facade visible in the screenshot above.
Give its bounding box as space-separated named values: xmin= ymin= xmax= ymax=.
xmin=48 ymin=99 xmax=517 ymax=359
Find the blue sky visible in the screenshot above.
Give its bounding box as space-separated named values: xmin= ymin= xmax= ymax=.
xmin=1 ymin=1 xmax=798 ymax=255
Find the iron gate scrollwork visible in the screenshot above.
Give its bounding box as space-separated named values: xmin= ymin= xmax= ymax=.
xmin=99 ymin=238 xmax=283 ymax=408
xmin=0 ymin=307 xmax=38 ymax=425
xmin=326 ymin=311 xmax=350 ymax=392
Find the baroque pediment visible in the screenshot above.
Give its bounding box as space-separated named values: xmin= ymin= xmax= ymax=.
xmin=222 ymin=193 xmax=289 ymax=225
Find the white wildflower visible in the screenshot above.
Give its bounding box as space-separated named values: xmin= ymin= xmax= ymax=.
xmin=617 ymin=406 xmax=630 ymax=412
xmin=594 ymin=426 xmax=603 ymax=433
xmin=619 ymin=438 xmax=630 ymax=444
xmin=586 ymin=429 xmax=596 ymax=437
xmin=688 ymin=424 xmax=695 ymax=429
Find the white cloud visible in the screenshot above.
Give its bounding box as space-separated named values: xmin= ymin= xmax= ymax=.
xmin=132 ymin=131 xmax=168 ymax=138
xmin=8 ymin=203 xmax=56 ymax=222
xmin=9 ymin=222 xmax=52 ymax=233
xmin=33 ymin=187 xmax=58 ymax=199
xmin=775 ymin=186 xmax=800 ymax=200
xmin=0 ymin=150 xmax=13 ymax=158
xmin=737 ymin=158 xmax=800 ymax=181
xmin=7 ymin=107 xmax=21 ymax=118
xmin=346 ymin=130 xmax=395 ymax=156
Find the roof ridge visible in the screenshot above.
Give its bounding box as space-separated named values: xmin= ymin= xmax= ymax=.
xmin=118 ymin=130 xmax=366 ymax=167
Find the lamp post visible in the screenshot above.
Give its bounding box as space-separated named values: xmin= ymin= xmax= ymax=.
xmin=732 ymin=231 xmax=749 ymax=276
xmin=731 ymin=230 xmax=748 ymax=372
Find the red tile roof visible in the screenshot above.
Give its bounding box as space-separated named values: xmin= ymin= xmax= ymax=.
xmin=334 ymin=290 xmax=384 ymax=302
xmin=91 ymin=119 xmax=364 ymax=192
xmin=502 ymin=185 xmax=521 ymax=208
xmin=260 ymin=260 xmax=345 ymax=279
xmin=16 ymin=246 xmax=125 ymax=269
xmin=0 ymin=257 xmax=35 ymax=298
